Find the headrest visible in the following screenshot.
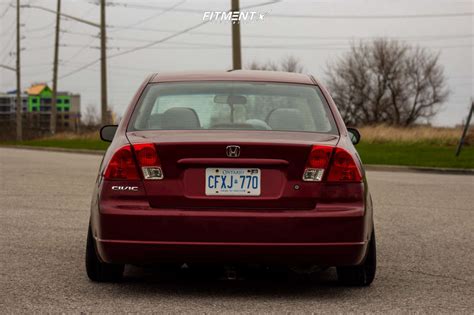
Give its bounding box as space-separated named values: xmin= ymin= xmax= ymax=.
xmin=160 ymin=107 xmax=201 ymax=129
xmin=267 ymin=108 xmax=305 ymax=131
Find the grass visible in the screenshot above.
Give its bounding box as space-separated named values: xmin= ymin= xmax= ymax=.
xmin=356 ymin=142 xmax=474 ymax=169
xmin=3 ymin=138 xmax=109 ymax=151
xmin=0 ymin=131 xmax=109 ymax=151
xmin=358 ymin=125 xmax=472 ymax=146
xmin=1 ymin=127 xmax=473 ymax=169
xmin=355 ymin=125 xmax=474 ymax=169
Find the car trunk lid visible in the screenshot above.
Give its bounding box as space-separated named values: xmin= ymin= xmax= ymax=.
xmin=127 ymin=130 xmax=339 ymax=210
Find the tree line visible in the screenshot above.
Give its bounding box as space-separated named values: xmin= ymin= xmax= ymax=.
xmin=248 ymin=39 xmax=449 ymax=127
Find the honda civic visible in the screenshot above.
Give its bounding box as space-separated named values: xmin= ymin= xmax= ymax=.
xmin=86 ymin=70 xmax=376 ymax=286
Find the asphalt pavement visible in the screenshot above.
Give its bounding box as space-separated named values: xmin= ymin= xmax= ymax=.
xmin=1 ymin=147 xmax=473 ymax=313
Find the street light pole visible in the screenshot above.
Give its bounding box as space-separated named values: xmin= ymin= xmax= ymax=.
xmin=16 ymin=0 xmax=22 ymax=141
xmin=50 ymin=0 xmax=61 ymax=134
xmin=100 ymin=0 xmax=108 ymax=125
xmin=231 ymin=0 xmax=242 ymax=70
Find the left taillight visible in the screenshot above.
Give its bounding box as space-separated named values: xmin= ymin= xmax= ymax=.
xmin=132 ymin=143 xmax=163 ymax=180
xmin=104 ymin=143 xmax=163 ymax=180
xmin=104 ymin=145 xmax=140 ymax=180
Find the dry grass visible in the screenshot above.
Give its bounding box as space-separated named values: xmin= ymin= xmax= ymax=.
xmin=359 ymin=125 xmax=471 ymax=146
xmin=46 ymin=131 xmax=100 ymax=141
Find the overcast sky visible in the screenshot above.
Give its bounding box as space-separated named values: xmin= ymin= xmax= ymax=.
xmin=0 ymin=0 xmax=472 ymax=126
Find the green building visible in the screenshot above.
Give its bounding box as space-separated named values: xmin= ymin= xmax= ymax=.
xmin=26 ymin=84 xmax=72 ymax=113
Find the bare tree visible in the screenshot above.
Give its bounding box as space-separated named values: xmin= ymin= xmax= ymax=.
xmin=82 ymin=104 xmax=99 ymax=127
xmin=247 ymin=55 xmax=304 ymax=73
xmin=326 ymin=39 xmax=449 ymax=126
xmin=279 ymin=55 xmax=304 ymax=73
xmin=247 ymin=60 xmax=278 ymax=71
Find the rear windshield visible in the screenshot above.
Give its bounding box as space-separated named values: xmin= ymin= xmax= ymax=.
xmin=129 ymin=81 xmax=337 ymax=134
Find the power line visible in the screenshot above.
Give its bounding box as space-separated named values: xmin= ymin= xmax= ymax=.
xmin=81 ymin=35 xmax=474 ymax=51
xmin=109 ymin=31 xmax=474 ymax=43
xmin=58 ymin=20 xmax=208 ymax=79
xmin=51 ymin=42 xmax=473 ymax=70
xmin=0 ymin=64 xmax=15 ymax=71
xmin=109 ymin=0 xmax=186 ymax=33
xmin=0 ymin=51 xmax=14 ymax=64
xmin=61 ymin=29 xmax=96 ymax=36
xmin=19 ymin=4 xmax=100 ymax=27
xmin=0 ymin=21 xmax=16 ymax=37
xmin=25 ymin=30 xmax=55 ymax=39
xmin=58 ymin=0 xmax=281 ymax=79
xmin=94 ymin=1 xmax=201 ymax=13
xmin=106 ymin=24 xmax=474 ymax=42
xmin=92 ymin=1 xmax=474 ymax=20
xmin=0 ymin=30 xmax=16 ymax=55
xmin=25 ymin=21 xmax=55 ymax=32
xmin=21 ymin=23 xmax=473 ymax=44
xmin=62 ymin=37 xmax=96 ymax=64
xmin=270 ymin=12 xmax=474 ymax=19
xmin=0 ymin=0 xmax=12 ymax=17
xmin=58 ymin=5 xmax=103 ymax=65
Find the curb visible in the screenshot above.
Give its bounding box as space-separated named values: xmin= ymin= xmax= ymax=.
xmin=2 ymin=145 xmax=473 ymax=175
xmin=0 ymin=145 xmax=105 ymax=156
xmin=364 ymin=164 xmax=474 ymax=175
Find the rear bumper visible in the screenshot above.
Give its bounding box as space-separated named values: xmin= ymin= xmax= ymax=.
xmin=93 ymin=206 xmax=371 ymax=266
xmin=96 ymin=239 xmax=367 ymax=266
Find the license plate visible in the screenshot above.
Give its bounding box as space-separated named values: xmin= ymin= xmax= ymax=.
xmin=205 ymin=168 xmax=261 ymax=196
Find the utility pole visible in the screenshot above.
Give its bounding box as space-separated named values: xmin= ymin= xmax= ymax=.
xmin=455 ymin=101 xmax=473 ymax=157
xmin=231 ymin=0 xmax=241 ymax=70
xmin=16 ymin=0 xmax=22 ymax=141
xmin=100 ymin=0 xmax=108 ymax=125
xmin=50 ymin=0 xmax=61 ymax=134
xmin=21 ymin=3 xmax=105 ymax=124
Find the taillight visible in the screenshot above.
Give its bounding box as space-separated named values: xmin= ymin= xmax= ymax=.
xmin=104 ymin=145 xmax=140 ymax=180
xmin=327 ymin=147 xmax=362 ymax=182
xmin=104 ymin=143 xmax=164 ymax=181
xmin=132 ymin=143 xmax=163 ymax=180
xmin=302 ymin=145 xmax=333 ymax=181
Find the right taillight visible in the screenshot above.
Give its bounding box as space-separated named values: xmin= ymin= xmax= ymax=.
xmin=302 ymin=145 xmax=333 ymax=181
xmin=327 ymin=147 xmax=362 ymax=182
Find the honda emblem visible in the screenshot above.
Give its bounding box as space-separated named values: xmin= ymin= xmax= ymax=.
xmin=226 ymin=145 xmax=240 ymax=157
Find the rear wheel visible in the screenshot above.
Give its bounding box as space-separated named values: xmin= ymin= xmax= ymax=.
xmin=337 ymin=229 xmax=376 ymax=286
xmin=86 ymin=223 xmax=124 ymax=282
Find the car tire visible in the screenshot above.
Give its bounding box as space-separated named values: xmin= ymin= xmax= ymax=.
xmin=86 ymin=223 xmax=124 ymax=282
xmin=337 ymin=228 xmax=376 ymax=286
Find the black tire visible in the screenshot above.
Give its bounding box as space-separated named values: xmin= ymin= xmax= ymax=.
xmin=337 ymin=229 xmax=376 ymax=286
xmin=86 ymin=223 xmax=124 ymax=282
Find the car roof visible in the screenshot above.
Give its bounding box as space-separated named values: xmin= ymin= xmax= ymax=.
xmin=149 ymin=70 xmax=315 ymax=85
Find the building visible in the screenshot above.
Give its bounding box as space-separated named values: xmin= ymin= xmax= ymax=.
xmin=0 ymin=93 xmax=27 ymax=118
xmin=0 ymin=84 xmax=81 ymax=138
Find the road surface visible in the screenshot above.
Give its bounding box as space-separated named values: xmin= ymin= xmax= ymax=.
xmin=1 ymin=147 xmax=473 ymax=313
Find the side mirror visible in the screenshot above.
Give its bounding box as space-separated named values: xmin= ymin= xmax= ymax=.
xmin=100 ymin=125 xmax=118 ymax=142
xmin=347 ymin=127 xmax=361 ymax=145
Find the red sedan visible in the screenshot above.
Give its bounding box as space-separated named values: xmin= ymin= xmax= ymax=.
xmin=86 ymin=70 xmax=376 ymax=286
